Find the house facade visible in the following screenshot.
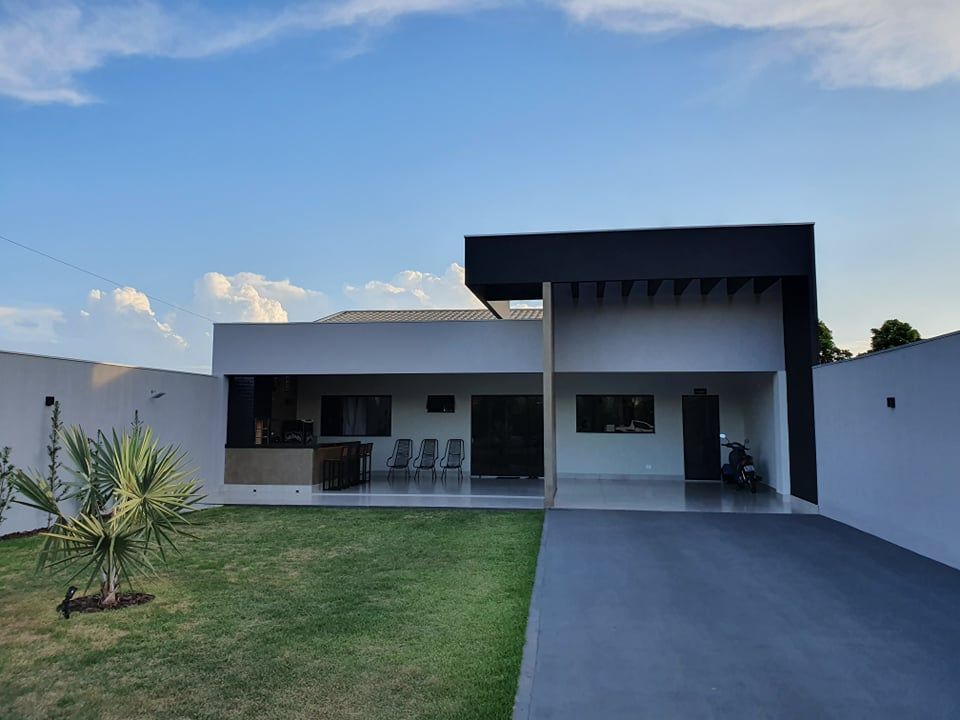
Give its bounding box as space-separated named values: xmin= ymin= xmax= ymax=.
xmin=213 ymin=224 xmax=819 ymax=506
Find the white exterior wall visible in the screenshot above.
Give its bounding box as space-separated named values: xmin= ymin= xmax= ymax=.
xmin=554 ymin=372 xmax=784 ymax=489
xmin=815 ymin=332 xmax=960 ymax=569
xmin=554 ymin=286 xmax=785 ymax=373
xmin=741 ymin=371 xmax=791 ymax=495
xmin=295 ymin=373 xmax=542 ymax=473
xmin=0 ymin=351 xmax=224 ymax=535
xmin=213 ymin=320 xmax=543 ymax=376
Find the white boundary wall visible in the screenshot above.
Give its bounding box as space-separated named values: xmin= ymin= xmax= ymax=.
xmin=814 ymin=332 xmax=960 ymax=570
xmin=0 ymin=351 xmax=224 ymax=535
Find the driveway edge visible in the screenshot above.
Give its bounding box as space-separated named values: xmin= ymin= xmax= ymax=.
xmin=513 ymin=510 xmax=551 ymax=720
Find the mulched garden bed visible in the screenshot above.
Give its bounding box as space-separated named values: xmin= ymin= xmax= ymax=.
xmin=64 ymin=593 xmax=155 ymax=615
xmin=0 ymin=527 xmax=44 ymax=541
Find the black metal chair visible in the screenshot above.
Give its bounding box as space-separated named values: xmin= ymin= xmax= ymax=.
xmin=412 ymin=439 xmax=438 ymax=484
xmin=439 ymin=439 xmax=464 ymax=485
xmin=386 ymin=439 xmax=412 ymax=482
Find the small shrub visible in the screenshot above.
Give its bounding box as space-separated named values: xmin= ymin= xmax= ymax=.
xmin=0 ymin=446 xmax=16 ymax=528
xmin=14 ymin=419 xmax=203 ymax=607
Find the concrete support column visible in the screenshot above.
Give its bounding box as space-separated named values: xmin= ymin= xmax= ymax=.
xmin=773 ymin=370 xmax=792 ymax=496
xmin=542 ymin=281 xmax=557 ymax=508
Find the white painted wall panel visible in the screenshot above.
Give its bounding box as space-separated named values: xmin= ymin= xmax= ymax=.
xmin=741 ymin=371 xmax=790 ymax=494
xmin=554 ymin=372 xmax=781 ymax=481
xmin=814 ymin=332 xmax=960 ymax=570
xmin=294 ymin=373 xmax=543 ymax=473
xmin=0 ymin=351 xmax=224 ymax=535
xmin=554 ymin=286 xmax=785 ymax=372
xmin=213 ymin=321 xmax=543 ymax=376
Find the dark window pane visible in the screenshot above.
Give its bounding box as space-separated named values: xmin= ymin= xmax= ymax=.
xmin=576 ymin=395 xmax=655 ymax=433
xmin=320 ymin=396 xmax=343 ymax=436
xmin=320 ymin=396 xmax=392 ymax=436
xmin=226 ymin=376 xmax=256 ymax=447
xmin=426 ymin=395 xmax=455 ymax=413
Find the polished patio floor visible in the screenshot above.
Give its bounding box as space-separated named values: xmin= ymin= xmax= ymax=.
xmin=213 ymin=474 xmax=818 ymax=512
xmin=311 ymin=472 xmax=545 ymax=509
xmin=556 ymin=476 xmax=818 ymax=514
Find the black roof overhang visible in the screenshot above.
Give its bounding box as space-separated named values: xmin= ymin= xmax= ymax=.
xmin=464 ymin=223 xmax=816 ymax=302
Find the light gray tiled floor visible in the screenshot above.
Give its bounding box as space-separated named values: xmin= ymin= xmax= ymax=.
xmin=312 ymin=473 xmax=544 ymax=509
xmin=556 ymin=476 xmax=818 ymax=514
xmin=211 ymin=474 xmax=816 ymax=513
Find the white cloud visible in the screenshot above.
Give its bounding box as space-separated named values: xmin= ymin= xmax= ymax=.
xmin=0 ymin=263 xmax=503 ymax=369
xmin=344 ymin=262 xmax=484 ymax=309
xmin=195 ymin=271 xmax=328 ymax=322
xmin=0 ymin=0 xmax=958 ymax=102
xmin=0 ymin=0 xmax=490 ymax=105
xmin=0 ymin=306 xmax=64 ymax=343
xmin=554 ymin=0 xmax=960 ymax=89
xmin=87 ymin=286 xmax=188 ymax=348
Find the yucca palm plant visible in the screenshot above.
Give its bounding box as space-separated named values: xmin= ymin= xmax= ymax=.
xmin=14 ymin=421 xmax=203 ymax=607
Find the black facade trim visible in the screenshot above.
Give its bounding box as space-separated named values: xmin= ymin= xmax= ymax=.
xmin=465 ymin=223 xmax=815 ymax=301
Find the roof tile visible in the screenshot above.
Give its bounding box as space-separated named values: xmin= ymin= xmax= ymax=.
xmin=315 ymin=308 xmax=542 ymax=323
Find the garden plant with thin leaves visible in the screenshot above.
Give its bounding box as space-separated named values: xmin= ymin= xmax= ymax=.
xmin=13 ymin=416 xmax=203 ymax=607
xmin=0 ymin=446 xmax=17 ymax=528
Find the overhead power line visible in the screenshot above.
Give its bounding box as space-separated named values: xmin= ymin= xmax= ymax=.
xmin=0 ymin=232 xmax=213 ymax=323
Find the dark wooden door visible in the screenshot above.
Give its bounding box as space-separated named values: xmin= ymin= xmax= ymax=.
xmin=471 ymin=395 xmax=544 ymax=477
xmin=682 ymin=395 xmax=720 ymax=480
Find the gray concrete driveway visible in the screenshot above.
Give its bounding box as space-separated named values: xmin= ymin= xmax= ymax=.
xmin=516 ymin=510 xmax=960 ymax=720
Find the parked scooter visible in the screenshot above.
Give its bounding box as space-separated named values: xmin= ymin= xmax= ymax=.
xmin=720 ymin=433 xmax=759 ymax=493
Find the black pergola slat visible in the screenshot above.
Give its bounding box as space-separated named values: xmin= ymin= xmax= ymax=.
xmin=726 ymin=277 xmax=750 ymax=295
xmin=700 ymin=278 xmax=721 ymax=295
xmin=754 ymin=277 xmax=779 ymax=294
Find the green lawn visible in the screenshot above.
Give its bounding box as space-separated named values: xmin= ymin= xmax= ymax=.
xmin=0 ymin=506 xmax=543 ymax=720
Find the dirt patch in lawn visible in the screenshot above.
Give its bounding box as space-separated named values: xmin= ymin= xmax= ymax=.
xmin=64 ymin=593 xmax=155 ymax=615
xmin=0 ymin=528 xmax=45 ymax=541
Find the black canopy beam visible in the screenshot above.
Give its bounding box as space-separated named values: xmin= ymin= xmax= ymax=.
xmin=726 ymin=277 xmax=750 ymax=296
xmin=700 ymin=278 xmax=721 ymax=295
xmin=674 ymin=278 xmax=693 ymax=296
xmin=621 ymin=280 xmax=634 ymax=298
xmin=647 ymin=279 xmax=663 ymax=297
xmin=754 ymin=277 xmax=779 ymax=294
xmin=596 ymin=281 xmax=606 ymax=300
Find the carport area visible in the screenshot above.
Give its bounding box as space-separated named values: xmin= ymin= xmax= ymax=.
xmin=516 ymin=511 xmax=960 ymax=719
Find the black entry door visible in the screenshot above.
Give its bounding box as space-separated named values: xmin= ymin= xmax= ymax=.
xmin=682 ymin=395 xmax=720 ymax=480
xmin=471 ymin=396 xmax=544 ymax=477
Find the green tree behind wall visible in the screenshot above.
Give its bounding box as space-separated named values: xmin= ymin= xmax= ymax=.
xmin=869 ymin=319 xmax=921 ymax=352
xmin=818 ymin=320 xmax=853 ymax=363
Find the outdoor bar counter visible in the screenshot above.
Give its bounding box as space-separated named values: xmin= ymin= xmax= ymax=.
xmin=224 ymin=442 xmax=364 ymax=488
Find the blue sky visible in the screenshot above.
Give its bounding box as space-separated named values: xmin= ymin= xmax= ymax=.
xmin=1 ymin=1 xmax=959 ymax=371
